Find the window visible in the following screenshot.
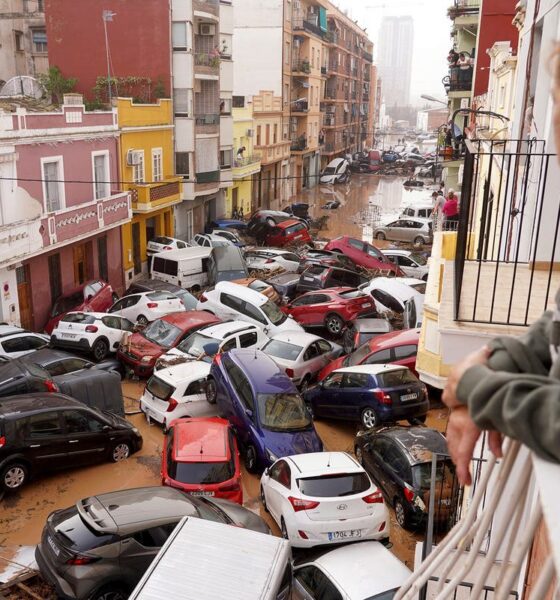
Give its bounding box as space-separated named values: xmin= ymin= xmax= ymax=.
xmin=294 ymin=566 xmax=342 ymax=600
xmin=132 ymin=150 xmax=145 ymax=183
xmin=317 ymin=340 xmax=331 ymax=355
xmin=273 ymin=124 xmax=278 ymax=144
xmin=348 ymin=238 xmax=363 ymax=251
xmin=132 ymin=524 xmax=177 ymax=548
xmin=232 ymin=96 xmax=245 ymax=108
xmin=220 ymin=293 xmax=243 ymax=312
xmin=172 ymin=22 xmax=188 ymax=50
xmin=371 ymin=289 xmax=403 ymax=313
xmin=42 ymin=158 xmax=64 ymax=212
xmin=152 ymin=148 xmax=163 ymax=182
xmin=14 ymin=31 xmax=23 ymax=52
xmin=225 ymin=360 xmax=254 ymax=411
xmin=63 ymin=410 xmax=104 ymax=434
xmin=342 ymin=372 xmax=369 ymax=388
xmin=393 ymin=344 xmax=418 ymax=361
xmin=323 ymin=372 xmax=343 ymax=389
xmin=173 ymin=88 xmax=190 ymax=117
xmin=285 ymin=41 xmax=290 ymax=65
xmin=256 ymin=125 xmax=261 ymax=146
xmin=220 ymin=149 xmax=232 ymax=169
xmin=175 ymin=152 xmax=191 ymax=177
xmin=97 ymin=236 xmax=108 ymax=283
xmin=2 ymin=336 xmax=46 ymax=353
xmin=240 ymin=301 xmax=267 ymax=325
xmin=270 ymin=460 xmax=291 ymax=488
xmin=364 ymin=348 xmax=392 ymax=365
xmin=48 ymin=253 xmax=62 ymax=303
xmin=239 ymin=331 xmax=258 ymax=347
xmin=31 ymin=28 xmax=47 ymax=52
xmin=27 ymin=412 xmax=62 ymax=438
xmin=92 ymin=152 xmax=109 ymax=200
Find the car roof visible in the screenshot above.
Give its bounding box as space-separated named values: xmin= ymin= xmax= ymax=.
xmin=56 ymin=280 xmax=103 ymax=298
xmin=326 ymin=157 xmax=346 ymax=167
xmin=304 ymin=541 xmax=411 ymax=597
xmin=78 ymin=486 xmax=198 ymax=535
xmin=300 ymin=287 xmax=355 ymax=298
xmin=18 ymin=348 xmax=84 ymax=366
xmin=229 ymin=349 xmax=295 ymax=394
xmin=352 ymin=318 xmax=392 ymax=333
xmin=366 ymin=327 xmax=421 ymax=350
xmin=153 ymin=361 xmax=211 ymax=383
xmin=62 ymin=311 xmax=111 ymax=319
xmin=198 ymin=320 xmax=257 ymax=340
xmin=214 ymin=282 xmax=268 ymax=306
xmin=126 ymin=277 xmax=185 ymax=294
xmin=173 ymin=418 xmax=230 ymax=462
xmin=161 ymin=311 xmax=220 ymax=329
xmin=334 ymin=364 xmax=407 ymax=376
xmin=373 ymin=426 xmax=448 ymax=465
xmin=0 ymin=325 xmax=25 ymax=337
xmin=364 ymin=278 xmax=423 ymax=302
xmin=269 ymin=331 xmax=323 ymax=347
xmin=0 ymin=392 xmax=83 ymax=417
xmin=275 ymin=219 xmax=304 ymax=229
xmin=266 ymin=273 xmax=300 ymax=283
xmin=287 ymin=451 xmax=362 ymax=477
xmin=246 ymin=248 xmax=293 ymax=257
xmin=383 ymin=249 xmax=413 ymax=257
xmin=152 ymin=247 xmax=213 ymax=260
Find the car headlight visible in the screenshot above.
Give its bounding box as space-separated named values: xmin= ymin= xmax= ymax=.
xmin=265 ymin=448 xmax=279 ymax=463
xmin=141 ymin=356 xmax=155 ymax=363
xmin=132 ymin=427 xmax=140 ymax=435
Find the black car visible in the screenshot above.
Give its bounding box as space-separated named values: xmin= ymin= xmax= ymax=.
xmin=297 ymin=265 xmax=369 ymax=293
xmin=297 ymin=249 xmax=358 ymax=274
xmin=18 ymin=348 xmax=122 ymax=379
xmin=354 ymin=425 xmax=457 ymax=530
xmin=0 ymin=359 xmax=58 ymax=398
xmin=0 ymin=393 xmax=142 ymax=492
xmin=265 ymin=272 xmax=301 ymax=302
xmin=123 ymin=277 xmax=198 ymax=310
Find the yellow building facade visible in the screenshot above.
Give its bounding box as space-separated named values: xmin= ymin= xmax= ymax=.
xmin=117 ymin=98 xmax=182 ymax=284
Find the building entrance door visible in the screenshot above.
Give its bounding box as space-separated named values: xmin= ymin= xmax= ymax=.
xmin=132 ymin=222 xmax=141 ymax=275
xmin=16 ymin=265 xmax=33 ymax=329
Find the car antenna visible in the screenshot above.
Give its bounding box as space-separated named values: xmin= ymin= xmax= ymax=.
xmin=327 ymin=452 xmax=331 ymax=468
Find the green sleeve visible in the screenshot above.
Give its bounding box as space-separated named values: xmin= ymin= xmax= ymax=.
xmin=457 ymin=364 xmax=560 ymax=462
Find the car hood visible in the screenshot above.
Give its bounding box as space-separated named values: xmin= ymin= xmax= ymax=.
xmin=125 ymin=333 xmax=165 ymax=358
xmin=317 ymin=355 xmax=345 ymax=380
xmin=263 ymin=427 xmax=323 ymax=460
xmin=205 ymin=497 xmax=271 ymax=535
xmin=274 ymin=317 xmax=304 ymax=333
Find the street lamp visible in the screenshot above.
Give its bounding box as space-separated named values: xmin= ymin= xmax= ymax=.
xmin=450 ymin=107 xmax=510 ymax=158
xmin=102 ymin=10 xmax=116 ymax=105
xmin=421 ymin=94 xmax=448 ymax=106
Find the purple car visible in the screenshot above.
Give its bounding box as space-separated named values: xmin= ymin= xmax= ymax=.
xmin=206 ymin=348 xmax=323 ymax=473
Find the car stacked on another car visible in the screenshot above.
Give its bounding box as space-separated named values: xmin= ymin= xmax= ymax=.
xmin=18 ymin=348 xmax=122 ymax=379
xmin=263 ymin=219 xmax=313 ymax=248
xmin=108 ymin=291 xmax=185 ymax=325
xmin=244 ymin=248 xmax=301 ymax=273
xmin=297 ymin=265 xmax=368 ymax=293
xmin=231 ymin=277 xmax=280 ymax=303
xmin=192 ymin=233 xmax=233 ymax=248
xmin=0 ymin=325 xmax=49 ymax=359
xmin=122 ymin=277 xmax=199 ymax=311
xmin=384 ymin=249 xmax=430 ymax=280
xmin=260 ymin=451 xmax=388 ymax=548
xmin=147 ymin=236 xmax=190 ymax=256
xmin=324 ymin=236 xmax=401 ymax=275
xmin=341 ymin=318 xmax=393 ymax=354
xmin=297 ymin=248 xmax=358 ymax=274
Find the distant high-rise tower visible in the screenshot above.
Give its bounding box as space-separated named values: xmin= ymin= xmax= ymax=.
xmin=377 ymin=16 xmax=413 ymax=109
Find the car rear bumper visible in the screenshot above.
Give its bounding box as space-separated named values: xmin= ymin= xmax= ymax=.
xmin=117 ymin=351 xmax=154 ymax=377
xmin=379 ymin=401 xmax=429 ymax=422
xmin=50 ymin=335 xmax=92 ymax=352
xmin=35 ymin=543 xmax=77 ymax=600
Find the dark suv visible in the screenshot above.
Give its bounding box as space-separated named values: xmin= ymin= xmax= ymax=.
xmin=297 ymin=265 xmax=369 ymax=293
xmin=0 ymin=359 xmax=59 ymax=398
xmin=0 ymin=393 xmax=142 ymax=492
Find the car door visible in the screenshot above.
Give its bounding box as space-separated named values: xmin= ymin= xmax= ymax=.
xmin=364 ymin=437 xmax=393 ymax=494
xmin=292 ymin=565 xmax=343 ymax=600
xmin=313 ymin=372 xmax=343 ymax=417
xmin=383 ymin=443 xmax=412 ymax=502
xmin=306 ymin=294 xmax=331 ymax=325
xmin=101 ymin=316 xmax=132 ymax=350
xmin=219 ymin=292 xmax=244 ymax=321
xmin=393 ymin=343 xmax=418 ymax=372
xmin=109 ymin=296 xmax=131 ymax=318
xmin=23 ymin=411 xmax=68 ymax=470
xmin=386 ymin=220 xmax=404 ymax=241
xmin=60 ymin=409 xmax=110 ymax=467
xmin=337 ymin=372 xmax=369 ymax=419
xmin=286 ymin=295 xmax=313 ymax=325
xmin=362 ymin=347 xmax=393 ymax=367
xmin=264 ymin=460 xmax=291 ymax=523
xmin=305 ymin=341 xmax=330 ymax=378
xmin=223 ymin=361 xmax=255 ymax=444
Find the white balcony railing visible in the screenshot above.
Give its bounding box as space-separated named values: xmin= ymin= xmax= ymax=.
xmin=395 ymin=439 xmax=559 ymax=600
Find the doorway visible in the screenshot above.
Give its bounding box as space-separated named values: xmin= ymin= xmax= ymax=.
xmin=132 ymin=222 xmax=141 ymax=275
xmin=16 ymin=265 xmax=33 ymax=329
xmin=232 ymin=187 xmax=238 ymax=216
xmin=145 ymin=217 xmax=156 ymax=245
xmin=73 ymin=242 xmax=92 ymax=285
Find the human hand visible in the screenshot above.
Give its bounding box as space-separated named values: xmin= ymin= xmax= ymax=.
xmin=442 ymin=345 xmax=491 ymax=409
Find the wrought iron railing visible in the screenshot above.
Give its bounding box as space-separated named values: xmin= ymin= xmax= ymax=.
xmin=447 ymin=66 xmax=473 ymax=92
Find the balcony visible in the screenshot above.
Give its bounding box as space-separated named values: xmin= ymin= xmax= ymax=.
xmin=293 ymin=14 xmax=326 ymax=39
xmin=128 ymin=177 xmax=183 ymax=213
xmin=255 ymin=141 xmax=291 ymax=165
xmin=195 ymin=113 xmax=220 ymax=134
xmin=291 ymin=100 xmax=308 ymax=113
xmin=192 ymin=0 xmax=219 ymax=16
xmin=395 ymin=438 xmax=558 ymax=600
xmin=0 ymin=218 xmax=44 ymax=267
xmin=324 ymin=115 xmax=336 ymax=127
xmin=321 ymin=66 xmax=327 ymax=76
xmin=292 ymin=60 xmax=311 ymax=74
xmin=362 ymin=50 xmax=373 ymax=63
xmin=290 ymin=135 xmax=308 ymax=152
xmin=445 ymin=66 xmax=473 ymax=93
xmin=196 ymin=170 xmax=220 ymax=183
xmin=232 ymin=154 xmax=262 ymax=180
xmin=448 ymin=0 xmax=481 ymax=17
xmin=326 ymin=30 xmax=339 ymax=45
xmin=193 ymin=51 xmax=220 ymax=78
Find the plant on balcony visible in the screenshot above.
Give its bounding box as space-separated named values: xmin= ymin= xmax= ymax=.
xmin=38 ymin=66 xmax=77 ymax=105
xmin=210 ymin=56 xmax=221 ymax=68
xmin=302 ymin=60 xmax=311 ymax=73
xmin=93 ymin=75 xmax=155 ymax=104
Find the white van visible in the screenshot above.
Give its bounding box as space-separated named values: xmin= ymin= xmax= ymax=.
xmin=150 ymin=247 xmax=212 ymax=291
xmin=129 ymin=517 xmax=292 ymax=600
xmin=400 ymin=202 xmax=433 ymax=220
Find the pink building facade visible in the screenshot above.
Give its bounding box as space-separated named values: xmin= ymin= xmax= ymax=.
xmin=0 ymin=95 xmax=131 ymax=330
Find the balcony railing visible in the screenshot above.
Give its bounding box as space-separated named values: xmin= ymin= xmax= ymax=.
xmin=362 ymin=50 xmax=373 ymax=62
xmin=324 ymin=115 xmax=336 ymax=126
xmin=196 ymin=170 xmax=220 ymax=183
xmin=291 ymin=100 xmax=308 ymax=112
xmin=192 ymin=0 xmax=219 ymax=15
xmin=292 ymin=60 xmax=311 ymax=74
xmin=194 ymin=114 xmax=220 ymax=132
xmin=233 ymin=154 xmax=261 ymax=168
xmin=395 ymin=438 xmax=558 ymax=600
xmin=448 ymin=0 xmax=481 ymax=16
xmin=446 ymin=66 xmax=473 ymax=92
xmin=194 ymin=53 xmax=220 ymax=70
xmin=290 ymin=135 xmax=308 ymax=152
xmin=129 ymin=178 xmax=182 ymax=212
xmin=454 ymin=138 xmax=558 ymax=327
xmin=325 ymin=30 xmax=339 ymax=45
xmin=293 ymin=15 xmax=326 ymax=39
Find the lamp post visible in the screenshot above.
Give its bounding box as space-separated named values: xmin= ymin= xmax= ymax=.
xmin=420 ymin=94 xmax=448 ymax=106
xmin=102 ymin=10 xmax=116 ymax=105
xmin=450 ymin=108 xmax=510 ymax=158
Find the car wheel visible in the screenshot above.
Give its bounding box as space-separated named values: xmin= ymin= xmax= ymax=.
xmin=414 ymin=236 xmax=425 ymax=246
xmin=260 ymin=485 xmax=268 ymax=512
xmin=355 ymin=446 xmax=363 ymax=465
xmin=281 ymin=518 xmax=289 ymax=540
xmin=361 ymin=407 xmax=379 ymax=429
xmin=1 ymin=462 xmax=28 ymax=492
xmin=409 ymin=414 xmax=427 ymax=425
xmin=89 ymin=585 xmax=128 ymax=600
xmin=91 ymin=338 xmax=109 ymax=361
xmin=205 ymin=378 xmax=217 ymax=404
xmin=244 ymin=444 xmax=259 ymax=474
xmin=136 ymin=314 xmax=149 ymax=326
xmin=110 ymin=442 xmax=131 ymax=463
xmin=325 ymin=313 xmax=344 ymax=336
xmin=394 ymin=497 xmax=411 ymax=529
xmin=376 ymin=232 xmax=386 ymax=240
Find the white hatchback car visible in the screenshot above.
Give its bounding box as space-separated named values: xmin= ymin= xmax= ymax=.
xmin=147 ymin=236 xmax=190 ymax=256
xmin=260 ymin=332 xmax=342 ymax=390
xmin=140 ymin=361 xmax=213 ymax=430
xmin=292 ymin=541 xmax=411 ymax=600
xmin=383 ymin=249 xmax=429 ymax=281
xmin=155 ymin=321 xmax=268 ymax=370
xmin=211 ymin=229 xmax=244 ymax=246
xmin=51 ymin=312 xmax=135 ymax=361
xmin=260 ymin=452 xmax=389 ymax=548
xmin=360 ymin=277 xmax=425 ymax=314
xmin=0 ymin=325 xmax=49 ymax=359
xmin=197 ymin=281 xmax=304 ymax=336
xmin=192 ymin=233 xmax=233 ymax=248
xmin=108 ymin=291 xmax=185 ymax=325
xmin=244 ymin=248 xmax=301 ymax=273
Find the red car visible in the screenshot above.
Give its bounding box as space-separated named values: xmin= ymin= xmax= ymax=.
xmin=44 ymin=279 xmax=116 ymax=334
xmin=317 ymin=327 xmax=420 ymax=381
xmin=324 ymin=236 xmax=402 ymax=275
xmin=117 ymin=311 xmax=220 ymax=377
xmin=282 ymin=288 xmax=375 ymax=336
xmin=265 ymin=219 xmax=313 ymax=247
xmin=162 ymin=417 xmax=242 ymax=505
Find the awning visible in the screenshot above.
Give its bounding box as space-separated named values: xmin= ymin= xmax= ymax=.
xmin=319 ymin=7 xmax=327 ymax=32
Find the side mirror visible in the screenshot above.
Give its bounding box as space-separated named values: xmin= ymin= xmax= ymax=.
xmin=102 ymin=425 xmax=111 ymax=432
xmin=264 ymin=467 xmax=270 ymax=477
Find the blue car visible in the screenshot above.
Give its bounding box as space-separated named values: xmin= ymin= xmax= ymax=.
xmin=304 ymin=364 xmax=428 ymax=430
xmin=206 ymin=349 xmax=323 ymax=473
xmin=205 ymin=218 xmax=247 ymax=233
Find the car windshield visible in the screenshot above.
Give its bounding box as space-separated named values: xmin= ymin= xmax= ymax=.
xmin=378 ymin=369 xmax=417 ymax=387
xmin=142 ymin=320 xmax=182 ymax=348
xmin=412 ymin=460 xmax=455 ymax=491
xmin=410 ymin=253 xmax=427 ymax=266
xmin=338 ymin=290 xmax=363 ymax=299
xmin=261 ymin=300 xmax=287 ymax=325
xmin=365 ymin=244 xmax=383 ymax=258
xmin=167 ymin=459 xmax=234 ymax=484
xmin=146 ymin=376 xmax=175 ymax=400
xmin=51 ymin=292 xmax=83 ymax=317
xmin=256 ymin=393 xmax=311 ymax=431
xmin=262 ymin=340 xmax=302 ymax=361
xmin=323 ymin=167 xmax=336 ymax=175
xmin=177 ymin=333 xmax=220 ymax=359
xmin=297 ymin=472 xmax=370 ymax=497
xmin=61 ymin=313 xmax=96 ymax=324
xmin=345 ymin=341 xmax=374 ymax=367
xmin=217 ymin=270 xmax=248 ymax=282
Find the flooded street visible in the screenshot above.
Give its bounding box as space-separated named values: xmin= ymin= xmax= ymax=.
xmin=0 ymin=173 xmax=445 ymax=585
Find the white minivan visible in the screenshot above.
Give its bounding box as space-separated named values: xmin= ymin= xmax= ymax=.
xmin=150 ymin=247 xmax=212 ymax=291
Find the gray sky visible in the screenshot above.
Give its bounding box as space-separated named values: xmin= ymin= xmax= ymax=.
xmin=332 ymin=0 xmax=451 ymax=107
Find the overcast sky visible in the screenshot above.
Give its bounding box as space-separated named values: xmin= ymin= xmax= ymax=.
xmin=332 ymin=0 xmax=451 ymax=107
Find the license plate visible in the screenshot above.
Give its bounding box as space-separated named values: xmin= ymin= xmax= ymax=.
xmin=294 ymin=235 xmax=302 ymax=240
xmin=304 ymin=276 xmax=314 ymax=281
xmin=190 ymin=491 xmax=214 ymax=497
xmin=401 ymin=393 xmax=418 ymax=402
xmin=327 ymin=529 xmax=362 ymax=541
xmin=61 ymin=333 xmax=76 ymax=339
xmin=47 ymin=535 xmax=60 ymax=557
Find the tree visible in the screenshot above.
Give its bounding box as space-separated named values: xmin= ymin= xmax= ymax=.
xmin=38 ymin=66 xmax=77 ymax=104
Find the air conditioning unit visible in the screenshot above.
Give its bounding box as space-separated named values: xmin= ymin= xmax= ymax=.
xmin=198 ymin=23 xmax=216 ymax=36
xmin=126 ymin=149 xmax=141 ymax=166
xmin=246 ymin=129 xmax=253 ymax=137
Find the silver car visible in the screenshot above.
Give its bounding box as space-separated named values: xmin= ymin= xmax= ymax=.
xmin=373 ymin=217 xmax=432 ymax=245
xmin=35 ymin=486 xmax=270 ymax=600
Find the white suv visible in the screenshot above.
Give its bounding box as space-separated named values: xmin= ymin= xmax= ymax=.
xmin=51 ymin=312 xmax=135 ymax=361
xmin=155 ymin=321 xmax=268 ymax=370
xmin=108 ymin=291 xmax=185 ymax=325
xmin=147 ymin=236 xmax=190 ymax=256
xmin=192 ymin=233 xmax=232 ymax=248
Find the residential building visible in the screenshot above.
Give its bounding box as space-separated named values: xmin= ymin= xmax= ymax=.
xmin=0 ymin=94 xmax=130 ymax=330
xmin=225 ymin=102 xmax=261 ymax=216
xmin=44 ymin=0 xmax=234 ymax=241
xmin=377 ymin=16 xmax=413 ymax=110
xmin=0 ymin=0 xmax=48 ymax=82
xmin=117 ymin=98 xmax=182 ymax=283
xmin=416 ymin=107 xmax=448 ymax=132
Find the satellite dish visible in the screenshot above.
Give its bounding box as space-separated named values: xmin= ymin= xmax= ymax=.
xmin=0 ymin=76 xmax=44 ymax=99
